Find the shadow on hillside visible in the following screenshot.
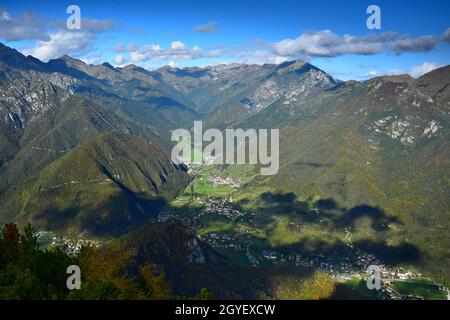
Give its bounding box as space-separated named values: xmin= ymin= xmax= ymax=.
xmin=230 ymin=192 xmax=418 ymax=265
xmin=30 ymin=162 xmax=189 ymax=238
xmin=256 ymin=192 xmax=399 ymax=231
xmin=33 ymin=204 xmax=80 ymax=231
xmin=260 ymin=191 xmax=296 ymax=203
xmin=338 ymin=204 xmax=400 ymax=231
xmin=295 ymin=161 xmax=333 ymax=168
xmin=272 ymin=236 xmax=420 ymax=266
xmin=33 ymin=190 xmax=168 ymax=237
xmin=121 ymin=219 xmax=316 ymax=299
xmin=31 ymin=189 xmax=421 ymax=299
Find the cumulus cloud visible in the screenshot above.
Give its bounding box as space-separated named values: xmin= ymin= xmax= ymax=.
xmin=22 ymin=32 xmax=94 ymax=62
xmin=114 ymin=54 xmax=127 ymax=65
xmin=273 ymin=30 xmax=438 ymax=58
xmin=171 ymin=40 xmax=186 ymax=49
xmin=409 ymin=62 xmax=441 ymax=78
xmin=0 ymin=7 xmax=49 ymax=41
xmin=2 ymin=6 xmax=444 ymax=69
xmin=443 ymin=28 xmax=450 ymax=43
xmin=0 ymin=7 xmax=114 ymax=62
xmin=3 ymin=7 xmax=116 ymax=62
xmin=195 ymin=21 xmax=218 ymax=33
xmin=390 ymin=36 xmax=437 ymax=53
xmin=363 ymin=62 xmax=441 ymax=79
xmin=0 ymin=7 xmax=114 ymax=43
xmin=130 ymin=41 xmax=221 ymax=63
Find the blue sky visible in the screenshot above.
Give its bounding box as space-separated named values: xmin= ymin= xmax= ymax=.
xmin=1 ymin=0 xmax=449 ymax=80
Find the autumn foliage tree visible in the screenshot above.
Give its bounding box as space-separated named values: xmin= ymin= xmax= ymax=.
xmin=0 ymin=223 xmax=215 ymax=300
xmin=0 ymin=223 xmax=173 ymax=300
xmin=0 ymin=223 xmax=73 ymax=299
xmin=271 ymin=271 xmax=336 ymax=300
xmin=67 ymin=242 xmax=172 ymax=299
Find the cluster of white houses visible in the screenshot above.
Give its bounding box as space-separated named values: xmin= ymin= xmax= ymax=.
xmin=203 ymin=198 xmax=246 ymax=220
xmin=208 ymin=176 xmax=241 ymax=188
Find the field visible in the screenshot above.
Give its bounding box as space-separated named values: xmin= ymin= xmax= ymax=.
xmin=390 ymin=280 xmax=448 ymax=300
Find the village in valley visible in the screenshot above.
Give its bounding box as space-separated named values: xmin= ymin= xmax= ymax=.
xmin=164 ymin=163 xmax=450 ymax=300
xmin=33 ymin=162 xmax=449 ymax=300
xmin=35 ymin=230 xmax=101 ymax=256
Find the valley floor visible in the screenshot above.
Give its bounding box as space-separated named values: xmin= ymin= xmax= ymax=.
xmin=158 ymin=163 xmax=448 ymax=300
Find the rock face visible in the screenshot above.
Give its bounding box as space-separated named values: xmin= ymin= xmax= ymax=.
xmin=242 ymin=61 xmax=338 ymax=115
xmin=2 ymin=80 xmax=60 ymax=128
xmin=0 ymin=43 xmax=193 ymax=235
xmin=149 ymin=60 xmax=340 ymax=125
xmin=187 ymin=238 xmax=206 ymax=264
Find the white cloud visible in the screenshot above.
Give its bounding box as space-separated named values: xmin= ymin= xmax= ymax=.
xmin=362 ymin=62 xmax=441 ymax=79
xmin=0 ymin=8 xmax=114 ymax=43
xmin=390 ymin=36 xmax=437 ymax=53
xmin=0 ymin=8 xmax=49 ymax=41
xmin=409 ymin=62 xmax=440 ymax=78
xmin=273 ymin=30 xmax=438 ymax=58
xmin=22 ymin=31 xmax=94 ymax=62
xmin=171 ymin=41 xmax=186 ymax=49
xmin=1 ymin=8 xmax=115 ymax=62
xmin=274 ymin=56 xmax=289 ymax=64
xmin=2 ymin=7 xmax=445 ymax=69
xmin=130 ymin=41 xmax=221 ymax=63
xmin=114 ymin=54 xmax=127 ymax=65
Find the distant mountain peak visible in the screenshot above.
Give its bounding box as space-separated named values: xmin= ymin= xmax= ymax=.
xmin=53 ymin=54 xmax=87 ymax=68
xmin=122 ymin=63 xmax=140 ymax=70
xmin=58 ymin=54 xmax=78 ymax=61
xmin=121 ymin=64 xmax=153 ymax=76
xmin=102 ymin=62 xmax=117 ymax=70
xmin=273 ymin=60 xmax=336 ymax=81
xmin=276 ymin=60 xmax=308 ymax=70
xmin=417 ymin=65 xmax=450 ymax=81
xmin=0 ymin=42 xmax=24 ymax=58
xmin=0 ymin=42 xmax=46 ymax=71
xmin=157 ymin=65 xmax=178 ymax=72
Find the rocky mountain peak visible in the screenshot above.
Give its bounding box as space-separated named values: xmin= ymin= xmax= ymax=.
xmin=102 ymin=62 xmax=117 ymax=71
xmin=55 ymin=54 xmax=86 ymax=68
xmin=276 ymin=59 xmax=308 ymax=70
xmin=0 ymin=42 xmax=44 ymax=71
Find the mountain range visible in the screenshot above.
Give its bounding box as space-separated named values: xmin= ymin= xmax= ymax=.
xmin=0 ymin=41 xmax=449 ymax=288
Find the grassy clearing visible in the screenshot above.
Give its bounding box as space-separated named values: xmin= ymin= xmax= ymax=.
xmin=197 ymin=215 xmax=233 ymax=235
xmin=267 ymin=216 xmax=303 ymax=247
xmin=391 ymin=279 xmax=447 ymax=300
xmin=332 ymin=278 xmax=380 ymax=300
